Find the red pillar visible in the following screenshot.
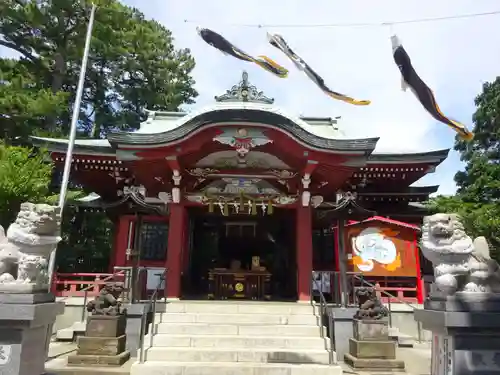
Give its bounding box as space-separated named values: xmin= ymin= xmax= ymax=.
xmin=166 ymin=204 xmax=186 ymax=299
xmin=296 ymin=206 xmax=313 ymax=301
xmin=413 ymin=231 xmax=424 ymax=304
xmin=113 ymin=216 xmax=131 ymax=269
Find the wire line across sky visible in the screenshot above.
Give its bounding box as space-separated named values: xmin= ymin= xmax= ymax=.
xmin=181 ymin=9 xmax=500 ymax=29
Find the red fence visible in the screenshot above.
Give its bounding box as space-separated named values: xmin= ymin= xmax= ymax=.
xmin=51 ymin=272 xmax=125 ymax=297
xmin=372 ymin=281 xmax=419 ymax=304
xmin=312 ymin=271 xmax=423 ymax=305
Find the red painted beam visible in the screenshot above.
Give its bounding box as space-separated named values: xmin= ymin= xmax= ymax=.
xmin=304 ymin=160 xmax=319 ymax=175
xmin=166 ymin=157 xmax=181 ymax=171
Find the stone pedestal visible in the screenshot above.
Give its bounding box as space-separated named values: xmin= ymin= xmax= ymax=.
xmin=344 ymin=319 xmax=405 ymax=371
xmin=0 ymin=292 xmax=64 ymax=375
xmin=328 ymin=307 xmax=357 ymax=361
xmin=68 ymin=315 xmax=130 ymax=366
xmin=124 ymin=303 xmax=151 ymax=357
xmin=415 ymin=292 xmax=500 ymax=375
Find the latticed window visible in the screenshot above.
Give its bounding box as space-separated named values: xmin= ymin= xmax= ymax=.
xmin=139 ymin=221 xmax=169 ymax=261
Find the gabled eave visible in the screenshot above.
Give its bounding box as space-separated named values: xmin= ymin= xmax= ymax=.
xmin=367 ymin=149 xmax=450 ymax=165
xmin=107 ymin=104 xmax=379 ymax=155
xmin=29 ymin=136 xmax=115 ymax=156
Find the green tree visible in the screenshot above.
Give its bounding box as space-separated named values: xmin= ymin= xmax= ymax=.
xmin=0 ymin=0 xmax=198 ymax=272
xmin=0 ymin=59 xmax=68 ymax=142
xmin=0 ymin=0 xmax=198 ymax=138
xmin=56 ymin=208 xmax=114 ymax=273
xmin=0 ymin=143 xmax=53 ymax=227
xmin=429 ymin=78 xmax=500 ymax=258
xmin=454 ymin=78 xmax=500 ymax=202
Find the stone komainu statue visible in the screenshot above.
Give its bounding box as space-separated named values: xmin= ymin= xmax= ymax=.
xmin=420 ymin=213 xmax=500 ymax=296
xmin=353 ymin=287 xmax=388 ymax=320
xmin=0 ymin=203 xmax=61 ymax=288
xmin=86 ymin=282 xmax=126 ymax=316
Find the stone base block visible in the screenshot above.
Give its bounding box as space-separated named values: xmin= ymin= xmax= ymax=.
xmin=45 ymin=356 xmax=132 ymax=375
xmin=0 ymin=283 xmax=49 ymax=294
xmin=344 ymin=353 xmax=405 ymax=371
xmin=77 ymin=335 xmax=126 ymax=356
xmin=415 ymin=308 xmax=500 ymax=375
xmin=0 ymin=298 xmax=64 ymax=375
xmin=67 ymin=350 xmax=131 ymax=366
xmin=86 ymin=315 xmax=126 ymax=338
xmin=349 ymin=338 xmax=396 ymax=359
xmin=425 ymin=292 xmax=500 ymax=312
xmin=353 ymin=319 xmax=389 ymax=341
xmin=125 ymin=303 xmax=151 ymax=357
xmin=0 ymin=291 xmax=55 ymax=304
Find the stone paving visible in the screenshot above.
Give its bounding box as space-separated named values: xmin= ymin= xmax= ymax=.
xmin=46 ymin=340 xmax=432 ymax=375
xmin=340 ymin=341 xmax=432 ymax=375
xmin=47 ymin=341 xmax=77 ymax=360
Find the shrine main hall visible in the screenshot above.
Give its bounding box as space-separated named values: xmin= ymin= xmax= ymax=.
xmin=32 ymin=72 xmax=446 ymax=303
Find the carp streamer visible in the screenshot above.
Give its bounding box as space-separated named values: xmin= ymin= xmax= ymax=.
xmin=197 ymin=27 xmax=288 ymax=78
xmin=267 ymin=33 xmax=371 ymax=106
xmin=391 ymin=35 xmax=473 ymax=141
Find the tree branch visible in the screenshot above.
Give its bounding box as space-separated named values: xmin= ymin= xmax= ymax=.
xmin=0 ymin=39 xmax=38 ymax=63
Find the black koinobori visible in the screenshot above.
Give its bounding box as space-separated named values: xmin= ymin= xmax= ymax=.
xmin=391 ymin=35 xmax=473 ymax=141
xmin=197 ymin=27 xmax=288 ymax=78
xmin=267 ymin=33 xmax=370 ymax=106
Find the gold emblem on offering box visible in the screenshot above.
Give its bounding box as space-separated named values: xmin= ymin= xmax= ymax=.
xmin=251 ymin=256 xmax=260 ymax=270
xmin=235 ymin=283 xmax=244 ymax=292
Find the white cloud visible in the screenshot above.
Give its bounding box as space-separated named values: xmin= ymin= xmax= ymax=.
xmin=4 ymin=0 xmax=499 ymax=195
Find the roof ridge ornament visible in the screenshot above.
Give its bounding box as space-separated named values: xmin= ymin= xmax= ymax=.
xmin=215 ymin=71 xmax=275 ymax=104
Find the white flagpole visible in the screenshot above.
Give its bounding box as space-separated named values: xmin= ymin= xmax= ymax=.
xmin=47 ymin=3 xmax=97 ymax=287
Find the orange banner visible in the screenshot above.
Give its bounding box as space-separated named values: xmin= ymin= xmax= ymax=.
xmin=346 ymin=223 xmax=418 ymax=277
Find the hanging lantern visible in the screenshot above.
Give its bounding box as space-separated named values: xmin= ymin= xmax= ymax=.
xmin=223 ymin=203 xmax=229 ymax=216
xmin=251 ymin=200 xmax=257 ymax=215
xmin=239 ymin=191 xmax=245 ymax=208
xmin=267 ymin=200 xmax=274 ymax=215
xmin=208 ymin=201 xmax=214 ymax=213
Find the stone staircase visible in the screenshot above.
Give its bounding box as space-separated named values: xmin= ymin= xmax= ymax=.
xmin=130 ymin=301 xmax=343 ymax=375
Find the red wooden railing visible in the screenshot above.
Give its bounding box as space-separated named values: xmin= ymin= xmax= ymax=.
xmin=312 ymin=271 xmax=423 ymax=305
xmin=372 ymin=280 xmax=419 ymax=304
xmin=51 ymin=272 xmax=126 ymax=297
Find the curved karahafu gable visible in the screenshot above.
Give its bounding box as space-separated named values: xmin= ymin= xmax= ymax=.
xmin=107 ymin=102 xmax=379 ymax=154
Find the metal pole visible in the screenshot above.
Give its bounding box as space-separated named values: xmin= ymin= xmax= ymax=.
xmin=81 ymin=290 xmax=89 ymax=321
xmin=47 ymin=3 xmax=97 ymax=287
xmin=336 ymin=219 xmax=349 ymax=307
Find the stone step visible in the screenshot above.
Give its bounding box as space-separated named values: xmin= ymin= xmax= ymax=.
xmin=388 ymin=326 xmax=416 ymax=348
xmin=147 ymin=334 xmax=329 ymax=349
xmin=163 ymin=301 xmax=316 ymax=315
xmin=45 ymin=357 xmax=132 ymax=375
xmin=144 ymin=347 xmax=332 ymax=364
xmin=155 ymin=322 xmax=323 ymax=336
xmin=56 ymin=321 xmax=86 ymax=341
xmin=130 ymin=361 xmax=343 ymax=375
xmin=157 ymin=312 xmax=319 ymax=325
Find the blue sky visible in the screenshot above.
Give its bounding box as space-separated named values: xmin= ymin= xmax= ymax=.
xmin=2 ymin=0 xmax=499 ymax=195
xmin=120 ymin=0 xmax=500 ymax=195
